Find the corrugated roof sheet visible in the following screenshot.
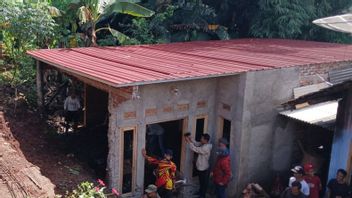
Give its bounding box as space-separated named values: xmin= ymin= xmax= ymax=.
xmin=280 ymin=101 xmax=338 ymax=129
xmin=27 ymin=39 xmax=352 ymax=87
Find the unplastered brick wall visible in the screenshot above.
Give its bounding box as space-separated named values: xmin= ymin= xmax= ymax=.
xmin=298 ymin=61 xmax=352 ymax=86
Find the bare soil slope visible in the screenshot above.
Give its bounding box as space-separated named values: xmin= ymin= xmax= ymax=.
xmin=0 ymin=86 xmax=95 ymax=197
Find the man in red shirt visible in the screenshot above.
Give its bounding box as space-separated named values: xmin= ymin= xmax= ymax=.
xmin=211 ymin=138 xmax=232 ymax=198
xmin=303 ymin=163 xmax=321 ymax=198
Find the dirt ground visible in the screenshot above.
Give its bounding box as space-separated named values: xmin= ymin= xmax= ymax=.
xmin=0 ymin=85 xmax=96 ymax=197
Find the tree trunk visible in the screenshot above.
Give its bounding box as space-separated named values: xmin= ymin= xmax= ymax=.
xmin=91 ymin=23 xmax=97 ymax=47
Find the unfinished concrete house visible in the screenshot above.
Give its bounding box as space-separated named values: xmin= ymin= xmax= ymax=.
xmin=28 ymin=39 xmax=352 ymax=197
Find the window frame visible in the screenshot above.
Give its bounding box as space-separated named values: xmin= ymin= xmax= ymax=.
xmin=119 ymin=126 xmax=137 ymax=195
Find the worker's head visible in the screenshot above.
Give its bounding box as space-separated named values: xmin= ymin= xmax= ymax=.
xmin=218 ymin=138 xmax=229 ymax=150
xmin=200 ymin=133 xmax=210 ymax=144
xmin=291 ymin=165 xmax=304 ymax=180
xmin=291 ymin=181 xmax=302 ymax=196
xmin=336 ymin=169 xmax=347 ymax=183
xmin=69 ymin=89 xmax=76 ymax=98
xmin=304 ymin=163 xmax=314 ymax=176
xmin=164 ymin=149 xmax=173 ymax=161
xmin=145 ymin=184 xmax=158 ymax=198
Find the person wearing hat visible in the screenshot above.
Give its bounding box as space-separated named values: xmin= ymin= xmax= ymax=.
xmin=289 ymin=165 xmax=310 ymax=196
xmin=142 ymin=148 xmax=177 ymax=198
xmin=211 ymin=138 xmax=232 ymax=198
xmin=303 ymin=164 xmax=321 ymax=198
xmin=142 ymin=184 xmax=161 ymax=198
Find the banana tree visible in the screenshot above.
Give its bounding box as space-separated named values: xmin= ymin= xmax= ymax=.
xmin=70 ymin=0 xmax=154 ymax=46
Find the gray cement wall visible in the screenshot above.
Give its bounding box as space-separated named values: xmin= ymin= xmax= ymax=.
xmin=105 ymin=65 xmax=333 ymax=197
xmin=226 ymin=67 xmax=300 ymax=195
xmin=107 ymin=78 xmax=220 ymax=197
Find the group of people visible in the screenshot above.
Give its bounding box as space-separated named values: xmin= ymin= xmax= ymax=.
xmin=141 ymin=133 xmax=232 ymax=198
xmin=281 ymin=164 xmax=350 ymax=198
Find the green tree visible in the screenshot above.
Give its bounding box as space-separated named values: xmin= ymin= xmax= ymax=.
xmin=68 ymin=0 xmax=155 ymax=46
xmin=250 ymin=0 xmax=315 ymax=38
xmin=0 ymin=1 xmax=58 ymax=106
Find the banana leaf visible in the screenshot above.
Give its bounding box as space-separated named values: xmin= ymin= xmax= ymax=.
xmin=103 ymin=1 xmax=154 ymax=17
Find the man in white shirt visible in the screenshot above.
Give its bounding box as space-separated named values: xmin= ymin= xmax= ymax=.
xmin=185 ymin=133 xmax=213 ymax=198
xmin=288 ymin=165 xmax=310 ymax=196
xmin=64 ymin=91 xmax=81 ymax=132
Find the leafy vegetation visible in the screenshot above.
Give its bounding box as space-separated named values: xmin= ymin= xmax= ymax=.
xmin=65 ymin=180 xmax=119 ymax=198
xmin=0 ymin=1 xmax=58 ymax=106
xmin=0 ymin=0 xmax=351 ymax=109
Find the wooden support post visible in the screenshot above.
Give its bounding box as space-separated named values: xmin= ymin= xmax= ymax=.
xmin=36 ymin=61 xmax=44 ymax=113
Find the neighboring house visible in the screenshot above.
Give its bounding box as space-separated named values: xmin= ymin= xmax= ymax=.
xmin=28 ymin=39 xmax=352 ymax=197
xmin=283 ymin=81 xmax=352 ymax=187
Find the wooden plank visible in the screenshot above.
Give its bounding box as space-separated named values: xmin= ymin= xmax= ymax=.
xmin=36 ymin=61 xmax=44 ymax=113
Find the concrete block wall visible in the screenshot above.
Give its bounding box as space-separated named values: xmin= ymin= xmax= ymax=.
xmin=105 ymin=62 xmax=351 ymax=197
xmin=106 ymin=78 xmax=219 ymax=197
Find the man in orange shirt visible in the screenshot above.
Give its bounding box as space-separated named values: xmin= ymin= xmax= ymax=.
xmin=142 ymin=148 xmax=176 ymax=198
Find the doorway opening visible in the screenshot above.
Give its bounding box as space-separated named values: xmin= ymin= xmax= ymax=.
xmin=144 ymin=119 xmax=184 ymax=186
xmin=40 ymin=69 xmax=110 ymax=181
xmin=193 ymin=116 xmax=207 ymax=177
xmin=219 ymin=117 xmax=231 ymax=147
xmin=64 ymin=85 xmax=109 ymax=179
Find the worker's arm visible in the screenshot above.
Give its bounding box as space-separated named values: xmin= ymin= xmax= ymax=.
xmin=76 ymin=99 xmax=81 ymax=109
xmin=220 ymin=158 xmax=232 ymax=185
xmin=141 ymin=148 xmax=159 ymax=165
xmin=64 ymin=98 xmax=68 ymax=111
xmin=188 ymin=142 xmax=211 ymax=155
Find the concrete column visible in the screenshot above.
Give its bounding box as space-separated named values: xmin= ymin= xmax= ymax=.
xmin=36 ymin=61 xmax=44 ymax=113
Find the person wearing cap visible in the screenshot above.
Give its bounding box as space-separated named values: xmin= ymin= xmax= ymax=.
xmin=142 ymin=148 xmax=176 ymax=198
xmin=211 ymin=138 xmax=232 ymax=198
xmin=289 ymin=165 xmax=310 ymax=196
xmin=281 ymin=181 xmax=307 ymax=198
xmin=303 ymin=164 xmax=321 ymax=198
xmin=142 ymin=184 xmax=161 ymax=198
xmin=185 ymin=133 xmax=213 ymax=198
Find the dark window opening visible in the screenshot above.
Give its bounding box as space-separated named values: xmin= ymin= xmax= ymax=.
xmin=195 ymin=118 xmax=205 ymax=142
xmin=144 ymin=119 xmax=183 ymax=187
xmin=222 ymin=119 xmax=231 ymax=147
xmin=193 ymin=118 xmax=205 ymax=177
xmin=122 ymin=129 xmax=134 ymax=194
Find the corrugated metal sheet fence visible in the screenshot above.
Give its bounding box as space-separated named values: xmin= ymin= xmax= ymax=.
xmin=329 ymin=66 xmax=352 ymax=84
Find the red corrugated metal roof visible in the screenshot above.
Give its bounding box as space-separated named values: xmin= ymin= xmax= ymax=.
xmin=27 ymin=39 xmax=352 ymax=87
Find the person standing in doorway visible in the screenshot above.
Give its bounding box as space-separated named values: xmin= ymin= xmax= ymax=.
xmin=289 ymin=165 xmax=310 ymax=196
xmin=185 ymin=133 xmax=213 ymax=198
xmin=326 ymin=169 xmax=350 ymax=198
xmin=64 ymin=90 xmax=81 ymax=132
xmin=211 ymin=138 xmax=232 ymax=198
xmin=142 ymin=148 xmax=176 ymax=198
xmin=303 ymin=164 xmax=321 ymax=198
